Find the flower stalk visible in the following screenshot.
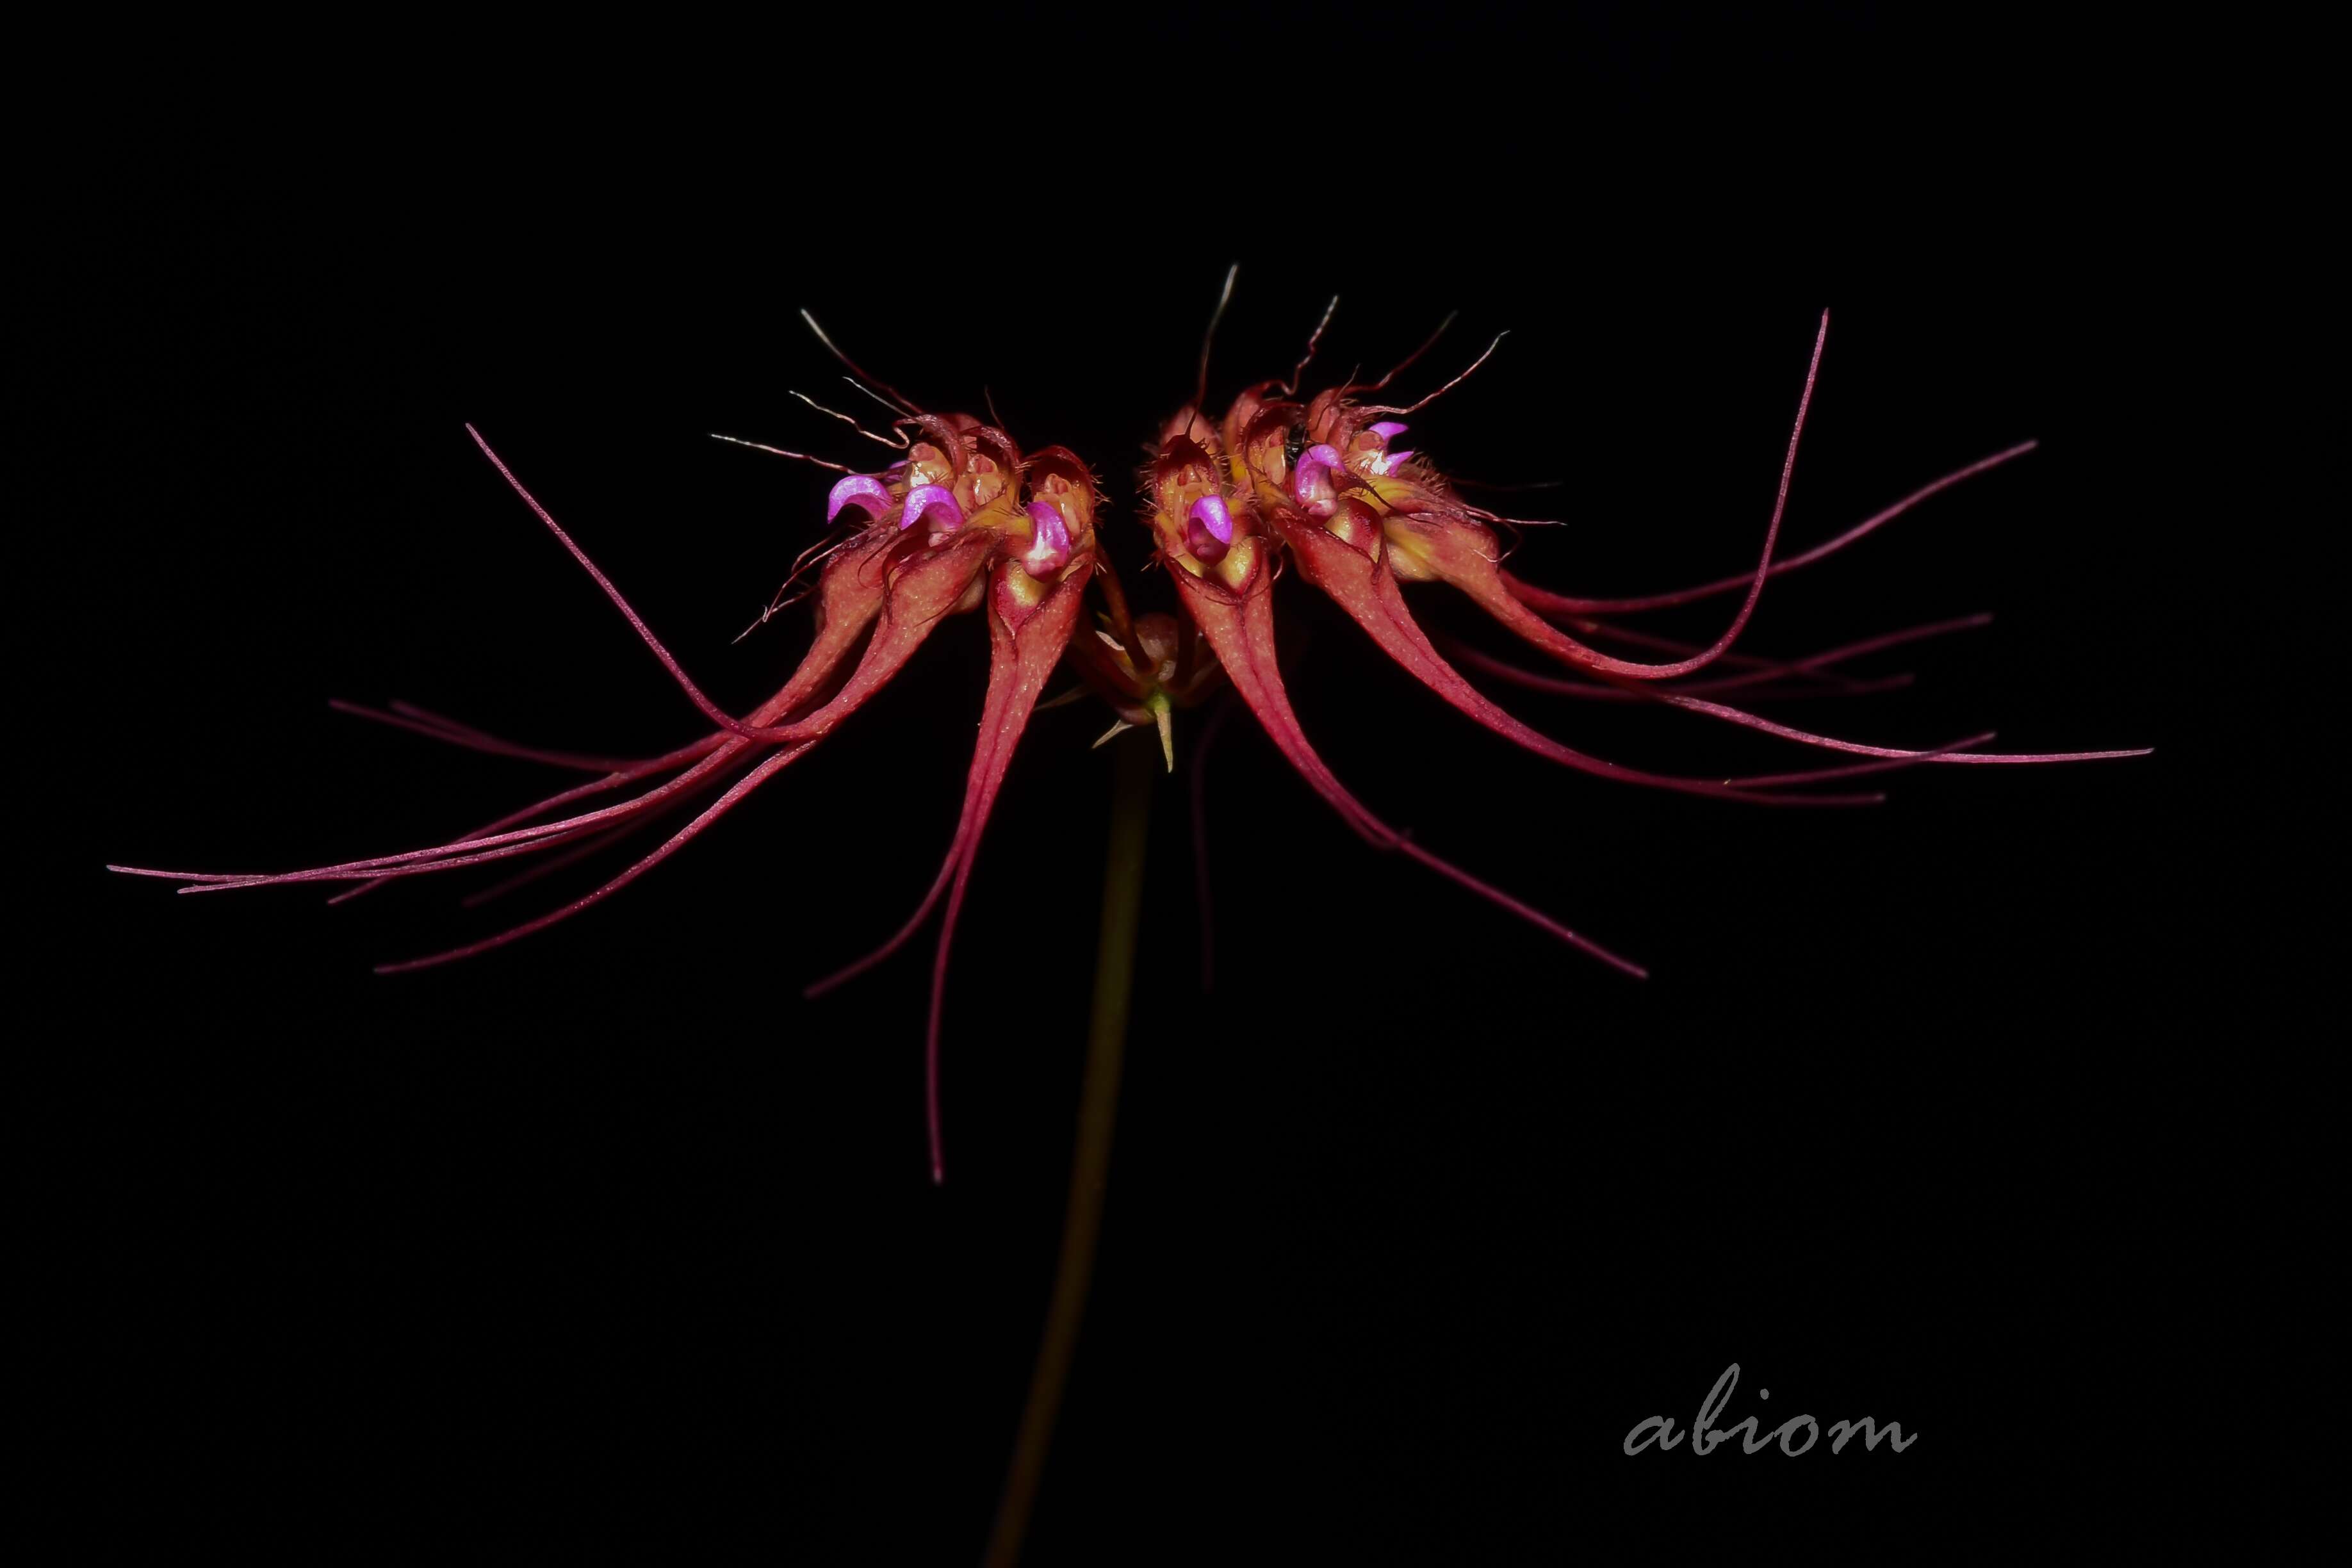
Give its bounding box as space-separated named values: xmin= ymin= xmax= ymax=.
xmin=984 ymin=730 xmax=1155 ymax=1568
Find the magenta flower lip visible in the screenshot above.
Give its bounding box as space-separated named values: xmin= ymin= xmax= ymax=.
xmin=1185 ymin=494 xmax=1233 ymax=564
xmin=1292 ymin=443 xmax=1345 ymax=514
xmin=826 ymin=473 xmax=894 ymax=524
xmin=1023 ymin=500 xmax=1072 ymax=578
xmin=900 ymin=483 xmax=965 ymax=534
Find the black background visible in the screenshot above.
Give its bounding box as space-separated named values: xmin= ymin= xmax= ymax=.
xmin=22 ymin=9 xmax=2324 ymax=1560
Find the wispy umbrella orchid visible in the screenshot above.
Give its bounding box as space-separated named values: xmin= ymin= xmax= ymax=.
xmin=110 ymin=289 xmax=2150 ymax=1180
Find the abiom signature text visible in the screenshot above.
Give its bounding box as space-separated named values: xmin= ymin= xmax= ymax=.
xmin=1623 ymin=1363 xmax=1918 ymax=1457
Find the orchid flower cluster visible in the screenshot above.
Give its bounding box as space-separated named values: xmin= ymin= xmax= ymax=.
xmin=112 ymin=298 xmax=2144 ymax=1176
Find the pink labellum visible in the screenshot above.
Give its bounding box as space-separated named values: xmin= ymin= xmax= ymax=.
xmin=1364 ymin=421 xmax=1412 ymax=477
xmin=1186 ymin=494 xmax=1233 ymax=564
xmin=1293 ymin=443 xmax=1345 ymax=516
xmin=901 ymin=483 xmax=965 ymax=535
xmin=1022 ymin=500 xmax=1072 ymax=580
xmin=826 ymin=473 xmax=895 ymax=525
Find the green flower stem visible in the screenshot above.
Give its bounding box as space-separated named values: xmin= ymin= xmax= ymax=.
xmin=983 ymin=730 xmax=1155 ymax=1567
